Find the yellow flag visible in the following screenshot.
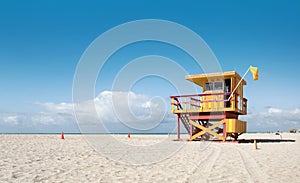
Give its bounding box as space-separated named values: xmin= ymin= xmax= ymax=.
xmin=250 ymin=66 xmax=258 ymax=81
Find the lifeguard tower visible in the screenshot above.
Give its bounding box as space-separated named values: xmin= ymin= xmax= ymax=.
xmin=170 ymin=67 xmax=258 ymax=141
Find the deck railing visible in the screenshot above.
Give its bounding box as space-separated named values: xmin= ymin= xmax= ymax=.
xmin=170 ymin=92 xmax=247 ymax=114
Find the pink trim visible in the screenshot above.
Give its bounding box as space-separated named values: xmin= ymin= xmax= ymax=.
xmin=223 ymin=123 xmax=227 ymax=139
xmin=177 ymin=114 xmax=180 ymax=140
xmin=171 ymin=98 xmax=229 ymax=105
xmin=170 ymin=92 xmax=232 ymax=98
xmin=190 ymin=115 xmax=225 ymax=120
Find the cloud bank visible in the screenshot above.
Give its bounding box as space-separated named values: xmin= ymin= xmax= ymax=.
xmin=0 ymin=91 xmax=176 ymax=133
xmin=241 ymin=107 xmax=300 ymax=132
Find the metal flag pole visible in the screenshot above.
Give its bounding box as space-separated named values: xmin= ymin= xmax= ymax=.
xmin=227 ymin=66 xmax=251 ymax=101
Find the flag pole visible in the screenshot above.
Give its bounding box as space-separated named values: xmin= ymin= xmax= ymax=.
xmin=227 ymin=66 xmax=251 ymax=101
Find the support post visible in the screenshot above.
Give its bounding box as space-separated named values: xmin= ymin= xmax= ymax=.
xmin=223 ymin=122 xmax=227 ymax=141
xmin=253 ymin=139 xmax=257 ymax=150
xmin=177 ymin=114 xmax=180 ymax=140
xmin=190 ymin=124 xmax=193 ymax=138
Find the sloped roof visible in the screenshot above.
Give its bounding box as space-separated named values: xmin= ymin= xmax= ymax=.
xmin=185 ymin=71 xmax=247 ymax=87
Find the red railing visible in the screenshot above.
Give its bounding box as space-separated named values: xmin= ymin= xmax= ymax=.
xmin=170 ymin=92 xmax=247 ymax=113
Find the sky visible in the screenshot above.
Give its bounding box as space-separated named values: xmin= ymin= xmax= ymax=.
xmin=0 ymin=0 xmax=300 ymax=133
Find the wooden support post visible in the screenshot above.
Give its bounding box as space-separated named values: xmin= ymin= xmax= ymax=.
xmin=190 ymin=124 xmax=193 ymax=138
xmin=177 ymin=114 xmax=180 ymax=140
xmin=223 ymin=122 xmax=227 ymax=141
xmin=253 ymin=139 xmax=257 ymax=150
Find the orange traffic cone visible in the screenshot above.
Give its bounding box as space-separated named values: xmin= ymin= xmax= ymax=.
xmin=128 ymin=132 xmax=130 ymax=139
xmin=61 ymin=131 xmax=65 ymax=140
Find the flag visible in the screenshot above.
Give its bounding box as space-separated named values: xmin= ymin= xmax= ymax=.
xmin=250 ymin=66 xmax=258 ymax=81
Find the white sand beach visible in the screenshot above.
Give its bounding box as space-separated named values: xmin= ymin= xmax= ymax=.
xmin=0 ymin=133 xmax=299 ymax=183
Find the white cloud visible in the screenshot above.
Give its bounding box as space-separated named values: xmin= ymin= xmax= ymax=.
xmin=3 ymin=115 xmax=19 ymax=125
xmin=76 ymin=91 xmax=172 ymax=130
xmin=0 ymin=112 xmax=74 ymax=125
xmin=268 ymin=108 xmax=283 ymax=113
xmin=241 ymin=107 xmax=300 ymax=132
xmin=36 ymin=102 xmax=73 ymax=114
xmin=0 ymin=91 xmax=176 ymax=133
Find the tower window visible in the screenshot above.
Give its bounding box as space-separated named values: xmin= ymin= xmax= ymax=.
xmin=214 ymin=82 xmax=223 ymax=91
xmin=205 ymin=82 xmax=214 ymax=91
xmin=205 ymin=81 xmax=224 ymax=91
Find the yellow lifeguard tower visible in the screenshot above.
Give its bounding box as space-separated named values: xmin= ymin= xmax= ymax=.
xmin=170 ymin=67 xmax=258 ymax=141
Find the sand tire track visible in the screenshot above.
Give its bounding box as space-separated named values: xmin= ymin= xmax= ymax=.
xmin=186 ymin=145 xmax=222 ymax=183
xmin=235 ymin=146 xmax=270 ymax=183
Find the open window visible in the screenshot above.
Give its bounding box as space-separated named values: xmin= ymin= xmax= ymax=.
xmin=224 ymin=79 xmax=231 ymax=107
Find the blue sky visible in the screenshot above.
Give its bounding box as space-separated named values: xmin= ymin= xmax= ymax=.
xmin=0 ymin=0 xmax=300 ymax=133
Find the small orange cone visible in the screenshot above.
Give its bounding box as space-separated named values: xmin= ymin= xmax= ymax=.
xmin=127 ymin=132 xmax=130 ymax=138
xmin=61 ymin=131 xmax=65 ymax=140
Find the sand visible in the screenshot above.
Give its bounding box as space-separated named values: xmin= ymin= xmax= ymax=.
xmin=0 ymin=133 xmax=299 ymax=183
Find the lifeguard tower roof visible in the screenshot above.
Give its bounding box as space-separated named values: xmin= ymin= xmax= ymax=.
xmin=185 ymin=71 xmax=247 ymax=87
